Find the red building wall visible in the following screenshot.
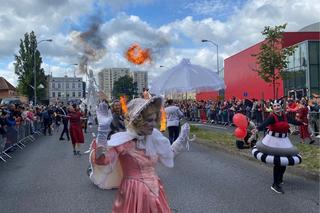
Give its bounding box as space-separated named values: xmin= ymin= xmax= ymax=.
xmin=224 ymin=31 xmax=320 ymax=100
xmin=224 ymin=42 xmax=283 ymax=100
xmin=282 ymin=32 xmax=320 ymax=48
xmin=196 ymin=91 xmax=219 ymax=101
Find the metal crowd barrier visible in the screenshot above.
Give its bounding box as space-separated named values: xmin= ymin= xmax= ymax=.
xmin=0 ymin=119 xmax=44 ymax=162
xmin=183 ymin=107 xmax=319 ymax=136
xmin=308 ymin=111 xmax=320 ymax=138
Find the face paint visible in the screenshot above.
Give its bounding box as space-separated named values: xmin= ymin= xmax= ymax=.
xmin=272 ymin=104 xmax=282 ymax=113
xmin=137 ymin=113 xmax=157 ymax=136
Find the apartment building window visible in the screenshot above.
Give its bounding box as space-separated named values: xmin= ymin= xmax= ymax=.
xmin=78 ymin=92 xmax=81 ymax=97
xmin=78 ymin=83 xmax=81 ymax=88
xmin=72 ymin=83 xmax=75 ymax=89
xmin=52 ymin=83 xmax=55 ymax=88
xmin=72 ymin=92 xmax=75 ymax=97
xmin=58 ymin=83 xmax=61 ymax=89
xmin=58 ymin=92 xmax=61 ymax=97
xmin=66 ymin=83 xmax=69 ymax=89
xmin=52 ymin=92 xmax=55 ymax=97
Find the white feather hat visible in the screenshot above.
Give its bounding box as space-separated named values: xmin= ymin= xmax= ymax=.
xmin=127 ymin=96 xmax=163 ymax=124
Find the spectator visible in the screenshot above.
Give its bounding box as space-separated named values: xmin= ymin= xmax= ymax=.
xmin=165 ymin=99 xmax=184 ymax=144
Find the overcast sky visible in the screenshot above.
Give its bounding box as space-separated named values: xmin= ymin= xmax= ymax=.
xmin=0 ymin=0 xmax=319 ymax=86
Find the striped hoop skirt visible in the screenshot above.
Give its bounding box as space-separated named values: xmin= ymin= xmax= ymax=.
xmin=251 ymin=133 xmax=302 ymax=166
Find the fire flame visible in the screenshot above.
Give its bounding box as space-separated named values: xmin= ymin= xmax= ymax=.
xmin=120 ymin=96 xmax=128 ymax=115
xmin=125 ymin=43 xmax=151 ymax=65
xmin=160 ymin=107 xmax=166 ymax=132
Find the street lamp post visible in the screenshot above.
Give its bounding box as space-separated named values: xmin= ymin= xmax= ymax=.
xmin=201 ymin=39 xmax=219 ymax=75
xmin=33 ymin=39 xmax=52 ymax=105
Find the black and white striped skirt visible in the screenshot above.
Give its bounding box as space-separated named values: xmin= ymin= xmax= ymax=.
xmin=252 ymin=146 xmax=302 ymax=166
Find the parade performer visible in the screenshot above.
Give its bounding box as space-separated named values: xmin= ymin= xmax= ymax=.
xmin=68 ymin=104 xmax=85 ymax=155
xmin=252 ymin=100 xmax=304 ymax=194
xmin=91 ymin=96 xmax=192 ymax=212
xmin=88 ymin=101 xmax=123 ymax=189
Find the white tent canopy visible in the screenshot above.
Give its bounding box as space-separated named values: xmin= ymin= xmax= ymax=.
xmin=150 ymin=58 xmax=225 ymax=95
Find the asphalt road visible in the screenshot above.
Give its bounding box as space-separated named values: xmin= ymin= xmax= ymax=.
xmin=0 ymin=128 xmax=319 ymax=213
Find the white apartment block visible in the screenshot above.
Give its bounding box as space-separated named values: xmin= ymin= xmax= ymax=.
xmin=48 ymin=75 xmax=85 ymax=104
xmin=132 ymin=71 xmax=148 ymax=96
xmin=98 ymin=68 xmax=130 ymax=100
xmin=98 ymin=68 xmax=148 ymax=100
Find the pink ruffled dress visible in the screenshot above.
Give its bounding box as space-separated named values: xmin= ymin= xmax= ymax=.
xmin=93 ymin=127 xmax=189 ymax=213
xmin=112 ymin=140 xmax=171 ymax=213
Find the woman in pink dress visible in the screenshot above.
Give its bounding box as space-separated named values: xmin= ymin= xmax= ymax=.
xmin=92 ymin=96 xmax=191 ymax=213
xmin=68 ymin=104 xmax=85 ymax=155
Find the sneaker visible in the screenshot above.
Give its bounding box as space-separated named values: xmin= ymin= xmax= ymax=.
xmin=271 ymin=184 xmax=284 ymax=194
xmin=309 ymin=140 xmax=315 ymax=144
xmin=59 ymin=138 xmax=65 ymax=141
xmin=73 ymin=150 xmax=77 ymax=155
xmin=76 ymin=151 xmax=81 ymax=156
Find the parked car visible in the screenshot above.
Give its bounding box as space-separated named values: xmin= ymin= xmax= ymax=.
xmin=1 ymin=97 xmax=22 ymax=105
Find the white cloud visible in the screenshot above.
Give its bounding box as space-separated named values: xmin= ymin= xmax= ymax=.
xmin=0 ymin=0 xmax=319 ymax=89
xmin=0 ymin=0 xmax=93 ymax=58
xmin=0 ymin=62 xmax=17 ymax=86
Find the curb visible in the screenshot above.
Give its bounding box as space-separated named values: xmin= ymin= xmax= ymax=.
xmin=194 ymin=138 xmax=320 ymax=182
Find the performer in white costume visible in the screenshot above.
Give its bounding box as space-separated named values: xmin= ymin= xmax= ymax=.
xmin=88 ymin=101 xmax=123 ymax=189
xmin=91 ymin=96 xmax=193 ymax=212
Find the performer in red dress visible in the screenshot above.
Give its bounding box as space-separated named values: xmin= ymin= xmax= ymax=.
xmin=92 ymin=96 xmax=192 ymax=213
xmin=252 ymin=100 xmax=304 ymax=194
xmin=68 ymin=104 xmax=85 ymax=155
xmin=296 ymin=101 xmax=315 ymax=144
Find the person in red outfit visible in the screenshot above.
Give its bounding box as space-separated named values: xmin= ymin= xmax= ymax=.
xmin=67 ymin=104 xmax=85 ymax=155
xmin=296 ymin=100 xmax=315 ymax=144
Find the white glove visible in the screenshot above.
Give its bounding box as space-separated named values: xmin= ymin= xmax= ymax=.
xmin=179 ymin=123 xmax=190 ymax=142
xmin=172 ymin=123 xmax=195 ymax=155
xmin=96 ymin=102 xmax=112 ymax=145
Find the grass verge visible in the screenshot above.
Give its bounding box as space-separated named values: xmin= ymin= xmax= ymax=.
xmin=190 ymin=125 xmax=320 ymax=175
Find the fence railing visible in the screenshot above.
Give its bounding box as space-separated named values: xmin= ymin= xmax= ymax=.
xmin=0 ymin=119 xmax=43 ymax=162
xmin=184 ymin=108 xmax=320 ymax=136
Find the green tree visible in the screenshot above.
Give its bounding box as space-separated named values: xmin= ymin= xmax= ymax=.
xmin=252 ymin=23 xmax=296 ymax=99
xmin=14 ymin=31 xmax=47 ymax=102
xmin=112 ymin=75 xmax=138 ymax=100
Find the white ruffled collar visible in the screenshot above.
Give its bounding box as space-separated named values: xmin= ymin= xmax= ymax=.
xmin=108 ymin=129 xmax=158 ymax=157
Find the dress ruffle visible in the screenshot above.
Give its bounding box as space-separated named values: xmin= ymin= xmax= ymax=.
xmin=252 ymin=146 xmax=302 ymax=166
xmin=112 ymin=178 xmax=171 ymax=213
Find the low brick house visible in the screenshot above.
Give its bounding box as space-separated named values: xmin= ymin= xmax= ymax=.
xmin=0 ymin=77 xmax=17 ymax=99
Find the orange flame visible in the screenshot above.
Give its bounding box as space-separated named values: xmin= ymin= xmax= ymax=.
xmin=120 ymin=96 xmax=128 ymax=115
xmin=125 ymin=43 xmax=151 ymax=65
xmin=160 ymin=107 xmax=166 ymax=132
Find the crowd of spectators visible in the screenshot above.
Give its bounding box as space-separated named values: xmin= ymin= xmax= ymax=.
xmin=173 ymin=96 xmax=320 ymax=139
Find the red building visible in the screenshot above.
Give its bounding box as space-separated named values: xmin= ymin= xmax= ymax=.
xmin=224 ymin=31 xmax=319 ymax=100
xmin=197 ymin=23 xmax=320 ymax=101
